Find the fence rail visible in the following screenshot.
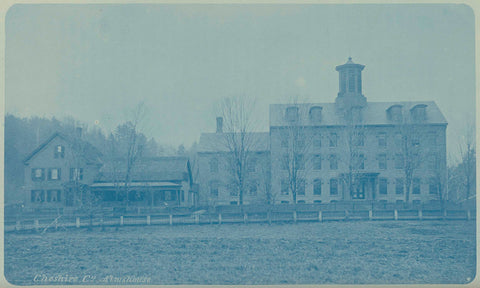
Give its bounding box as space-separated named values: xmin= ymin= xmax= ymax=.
xmin=5 ymin=208 xmax=476 ymax=233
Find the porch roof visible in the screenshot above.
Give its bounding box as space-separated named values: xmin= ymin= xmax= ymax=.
xmin=91 ymin=182 xmax=181 ymax=188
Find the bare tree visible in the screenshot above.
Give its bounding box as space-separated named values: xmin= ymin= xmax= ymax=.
xmin=338 ymin=109 xmax=368 ymax=201
xmin=110 ymin=103 xmax=148 ymax=207
xmin=218 ymin=95 xmax=259 ymax=206
xmin=279 ymin=101 xmax=313 ymax=204
xmin=458 ymin=120 xmax=476 ymax=201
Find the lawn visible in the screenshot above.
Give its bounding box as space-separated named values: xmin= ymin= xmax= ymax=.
xmin=4 ymin=220 xmax=476 ymax=285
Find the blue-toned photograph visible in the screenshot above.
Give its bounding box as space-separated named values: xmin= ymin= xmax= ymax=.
xmin=3 ymin=3 xmax=476 ymax=286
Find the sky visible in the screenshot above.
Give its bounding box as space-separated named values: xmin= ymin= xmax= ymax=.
xmin=5 ymin=4 xmax=476 ymax=161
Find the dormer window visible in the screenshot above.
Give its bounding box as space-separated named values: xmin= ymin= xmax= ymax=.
xmin=309 ymin=106 xmax=322 ymax=122
xmin=387 ymin=105 xmax=403 ymax=123
xmin=54 ymin=145 xmax=65 ymax=158
xmin=410 ymin=104 xmax=427 ymax=122
xmin=285 ymin=106 xmax=299 ymax=122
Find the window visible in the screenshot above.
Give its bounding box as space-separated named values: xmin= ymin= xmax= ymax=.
xmin=297 ymin=179 xmax=305 ymax=195
xmin=314 ymin=134 xmax=322 ymax=148
xmin=48 ymin=168 xmax=61 ymax=181
xmin=54 ymin=145 xmax=65 ymax=158
xmin=209 ymin=181 xmax=219 ymax=197
xmin=247 ymin=159 xmax=256 ymax=173
xmin=295 ymin=154 xmax=305 ymax=170
xmin=297 ymin=200 xmax=306 ymax=204
xmin=329 ymin=133 xmax=337 ymax=147
xmin=330 ymin=179 xmax=338 ymax=195
xmin=295 ymin=138 xmax=305 ymax=149
xmin=47 ymin=190 xmax=61 ymax=202
xmin=230 ymin=201 xmax=238 ymax=205
xmin=31 ymin=190 xmax=44 ymax=203
xmin=354 ymin=132 xmax=365 ymax=146
xmin=313 ymin=179 xmax=322 ymax=195
xmin=281 ymin=179 xmax=289 ymax=195
xmin=31 ymin=168 xmax=45 ymax=181
xmin=340 ymin=72 xmax=347 ymax=93
xmin=286 ymin=106 xmax=299 ymax=122
xmin=165 ymin=190 xmax=173 ymax=201
xmin=429 ymin=178 xmax=438 ymax=195
xmin=378 ymin=132 xmax=387 ymax=147
xmin=354 ymin=153 xmax=365 ymax=170
xmin=248 ymin=180 xmax=258 ymax=196
xmin=356 ymin=73 xmax=362 ymax=93
xmin=281 ymin=138 xmax=288 ymax=148
xmin=379 ymin=178 xmax=388 ymax=195
xmin=348 ymin=70 xmax=355 ymax=92
xmin=70 ymin=168 xmax=83 ymax=181
xmin=329 ymin=154 xmax=338 ymax=170
xmin=395 ymin=154 xmax=404 ymax=169
xmin=314 ymin=200 xmax=322 ymax=204
xmin=313 ymin=155 xmax=322 ymax=170
xmin=413 ymin=178 xmax=421 ymax=194
xmin=395 ymin=178 xmax=404 ymax=195
xmin=209 ymin=158 xmax=219 ymax=173
xmin=378 ymin=154 xmax=387 ymax=170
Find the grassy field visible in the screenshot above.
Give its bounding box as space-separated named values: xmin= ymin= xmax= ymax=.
xmin=4 ymin=220 xmax=476 ymax=285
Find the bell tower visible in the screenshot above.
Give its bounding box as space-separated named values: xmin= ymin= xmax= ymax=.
xmin=335 ymin=57 xmax=366 ymax=113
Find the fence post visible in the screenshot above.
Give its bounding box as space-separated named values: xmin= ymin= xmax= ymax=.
xmin=318 ymin=211 xmax=322 ymax=222
xmin=443 ymin=209 xmax=447 ymax=220
xmin=16 ymin=220 xmax=21 ymax=231
xmin=218 ymin=213 xmax=222 ymax=224
xmin=418 ymin=210 xmax=423 ymax=221
xmin=169 ymin=214 xmax=173 ymax=225
xmin=368 ymin=210 xmax=373 ymax=221
xmin=147 ymin=215 xmax=151 ymax=225
xmin=244 ymin=213 xmax=248 ymax=224
xmin=293 ymin=211 xmax=297 ymax=223
xmin=268 ymin=212 xmax=272 ymax=225
xmin=120 ymin=216 xmax=124 ymax=226
xmin=34 ymin=219 xmax=39 ymax=231
xmin=467 ymin=210 xmax=471 ymax=221
xmin=394 ymin=210 xmax=398 ymax=221
xmin=195 ymin=214 xmax=199 ymax=225
xmin=76 ymin=217 xmax=80 ymax=228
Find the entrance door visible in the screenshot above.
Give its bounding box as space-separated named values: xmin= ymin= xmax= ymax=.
xmin=352 ymin=181 xmax=365 ymax=199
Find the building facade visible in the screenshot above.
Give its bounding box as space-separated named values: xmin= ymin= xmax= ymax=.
xmin=23 ymin=131 xmax=102 ymax=208
xmin=199 ymin=58 xmax=447 ymax=205
xmin=197 ymin=121 xmax=270 ymax=206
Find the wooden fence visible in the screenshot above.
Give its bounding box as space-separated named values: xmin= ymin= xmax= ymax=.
xmin=5 ymin=208 xmax=475 ymax=233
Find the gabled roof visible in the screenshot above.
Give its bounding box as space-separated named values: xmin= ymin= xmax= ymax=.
xmin=96 ymin=156 xmax=192 ymax=184
xmin=198 ymin=132 xmax=270 ymax=153
xmin=23 ymin=132 xmax=102 ymax=165
xmin=269 ymin=101 xmax=447 ymax=127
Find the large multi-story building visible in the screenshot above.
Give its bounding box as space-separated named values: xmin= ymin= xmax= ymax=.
xmin=198 ymin=58 xmax=447 ymax=205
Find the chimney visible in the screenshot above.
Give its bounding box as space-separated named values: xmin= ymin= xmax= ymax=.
xmin=75 ymin=127 xmax=83 ymax=139
xmin=216 ymin=117 xmax=223 ymax=133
